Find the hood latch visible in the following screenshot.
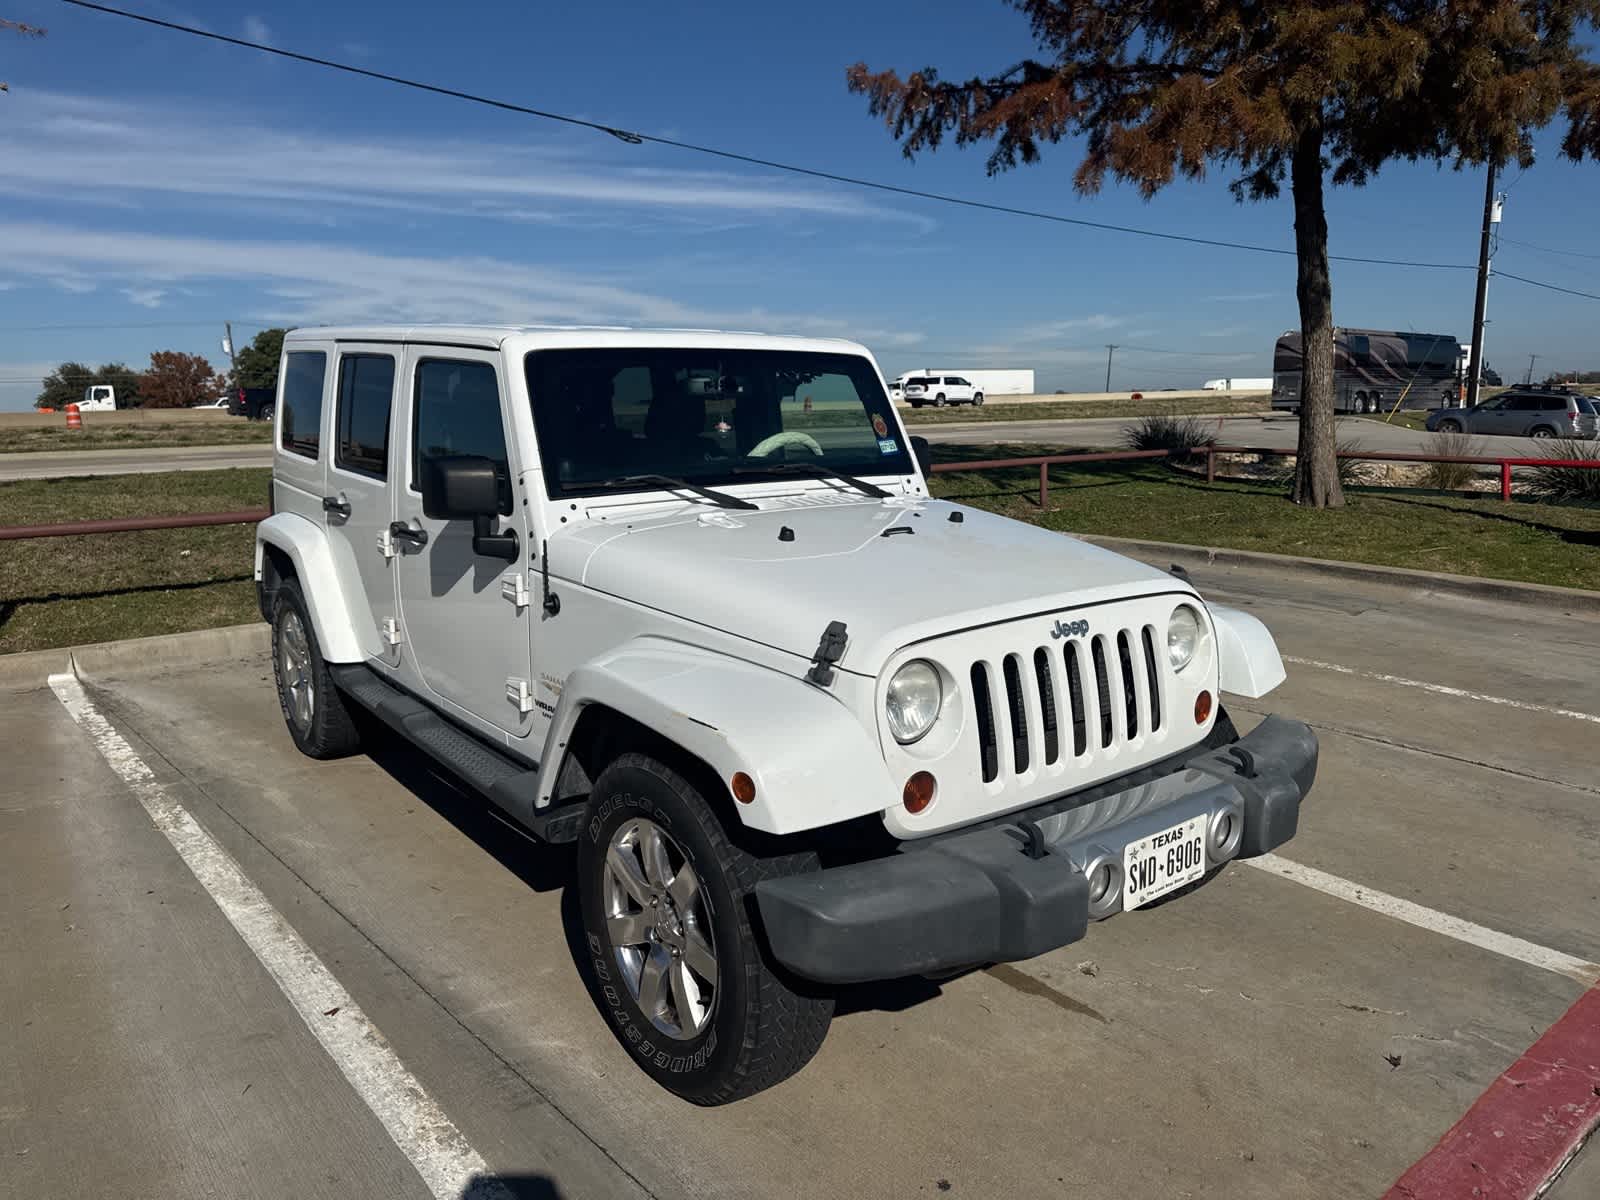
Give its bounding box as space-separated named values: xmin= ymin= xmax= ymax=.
xmin=805 ymin=620 xmax=848 ymax=687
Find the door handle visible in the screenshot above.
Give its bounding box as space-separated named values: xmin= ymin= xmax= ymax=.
xmin=388 ymin=521 xmax=429 ymax=549
xmin=322 ymin=495 xmax=352 ymax=519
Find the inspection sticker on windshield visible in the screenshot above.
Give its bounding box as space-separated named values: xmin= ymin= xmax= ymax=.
xmin=872 ymin=414 xmax=890 ymax=437
xmin=1123 ymin=816 xmax=1207 ymax=910
xmin=878 ymin=438 xmax=899 ymax=454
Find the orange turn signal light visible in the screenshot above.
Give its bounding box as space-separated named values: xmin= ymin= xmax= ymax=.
xmin=1194 ymin=690 xmax=1213 ymax=725
xmin=903 ymin=771 xmax=937 ymax=814
xmin=731 ymin=772 xmax=756 ymax=804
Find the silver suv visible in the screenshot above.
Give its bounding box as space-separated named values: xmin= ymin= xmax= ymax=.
xmin=1427 ymin=389 xmax=1598 ymax=438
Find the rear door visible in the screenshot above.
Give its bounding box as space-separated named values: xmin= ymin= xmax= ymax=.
xmin=324 ymin=346 xmax=400 ymax=665
xmin=391 ymin=348 xmax=534 ymax=741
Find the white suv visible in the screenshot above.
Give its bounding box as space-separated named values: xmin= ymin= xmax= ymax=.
xmin=257 ymin=326 xmax=1315 ymax=1104
xmin=902 ymin=374 xmax=983 ymax=407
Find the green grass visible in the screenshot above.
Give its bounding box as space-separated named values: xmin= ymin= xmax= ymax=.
xmin=928 ymin=442 xmax=1600 ymax=591
xmin=0 ymin=468 xmax=268 ymax=655
xmin=901 ymin=396 xmax=1269 ymax=424
xmin=0 ymin=421 xmax=273 ymax=453
xmin=5 ymin=450 xmax=1597 ymax=656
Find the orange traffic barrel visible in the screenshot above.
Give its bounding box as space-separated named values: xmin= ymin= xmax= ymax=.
xmin=65 ymin=403 xmax=82 ymax=431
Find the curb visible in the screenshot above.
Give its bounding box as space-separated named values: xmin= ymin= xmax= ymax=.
xmin=1080 ymin=534 xmax=1600 ymax=614
xmin=0 ymin=622 xmax=269 ymax=692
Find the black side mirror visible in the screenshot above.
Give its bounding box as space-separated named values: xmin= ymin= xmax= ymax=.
xmin=420 ymin=455 xmax=519 ymax=561
xmin=911 ymin=435 xmax=933 ymax=478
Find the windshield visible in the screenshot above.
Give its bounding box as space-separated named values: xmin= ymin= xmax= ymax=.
xmin=526 ymin=348 xmax=912 ymax=499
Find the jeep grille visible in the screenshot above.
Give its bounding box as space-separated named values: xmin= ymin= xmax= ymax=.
xmin=970 ymin=626 xmax=1164 ymax=783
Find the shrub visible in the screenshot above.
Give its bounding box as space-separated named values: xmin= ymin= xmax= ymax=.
xmin=1419 ymin=431 xmax=1489 ymax=491
xmin=1269 ymin=437 xmax=1368 ymax=488
xmin=1526 ymin=438 xmax=1600 ymax=502
xmin=1122 ymin=414 xmax=1214 ymax=452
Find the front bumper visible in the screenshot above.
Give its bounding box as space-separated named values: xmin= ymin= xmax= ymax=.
xmin=756 ymin=715 xmax=1317 ymax=984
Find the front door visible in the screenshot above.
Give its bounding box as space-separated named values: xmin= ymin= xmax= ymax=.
xmin=324 ymin=346 xmax=399 ymax=665
xmin=392 ymin=349 xmax=534 ymax=741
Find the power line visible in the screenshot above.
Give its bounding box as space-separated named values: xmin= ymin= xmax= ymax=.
xmin=1496 ymin=271 xmax=1600 ymax=302
xmin=60 ymin=0 xmax=1477 ymax=272
xmin=1500 ymin=237 xmax=1600 ymax=262
xmin=1119 ymin=343 xmax=1250 ymax=358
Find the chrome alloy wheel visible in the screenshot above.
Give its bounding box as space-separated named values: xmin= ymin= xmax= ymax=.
xmin=602 ymin=817 xmax=719 ymax=1040
xmin=278 ymin=610 xmax=315 ymax=731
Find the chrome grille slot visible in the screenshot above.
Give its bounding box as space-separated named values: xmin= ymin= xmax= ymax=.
xmin=1141 ymin=625 xmax=1162 ymax=731
xmin=1033 ymin=648 xmax=1060 ymax=765
xmin=971 ymin=662 xmax=999 ymax=783
xmin=1002 ymin=654 xmax=1029 ymax=774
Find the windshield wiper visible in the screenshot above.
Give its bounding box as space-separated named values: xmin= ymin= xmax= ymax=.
xmin=587 ymin=474 xmax=757 ymax=510
xmin=728 ymin=462 xmax=891 ymax=499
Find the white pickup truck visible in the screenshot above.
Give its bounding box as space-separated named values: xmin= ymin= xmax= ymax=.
xmin=256 ymin=326 xmax=1316 ymax=1104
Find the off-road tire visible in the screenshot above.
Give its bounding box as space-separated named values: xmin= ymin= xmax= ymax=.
xmin=271 ymin=577 xmax=362 ymax=759
xmin=577 ymin=753 xmax=833 ymax=1105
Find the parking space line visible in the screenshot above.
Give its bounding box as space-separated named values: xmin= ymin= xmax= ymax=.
xmin=48 ymin=670 xmax=509 ymax=1200
xmin=1243 ymin=853 xmax=1600 ymax=986
xmin=1281 ymin=656 xmax=1600 ymax=725
xmin=1381 ymin=984 xmax=1600 ymax=1200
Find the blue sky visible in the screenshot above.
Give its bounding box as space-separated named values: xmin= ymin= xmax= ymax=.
xmin=1 ymin=0 xmax=1597 ymax=409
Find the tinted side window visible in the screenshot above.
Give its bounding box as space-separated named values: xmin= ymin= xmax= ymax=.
xmin=335 ymin=355 xmax=395 ymax=479
xmin=412 ymin=359 xmax=511 ymax=514
xmin=1542 ymin=397 xmax=1566 ymax=411
xmin=280 ymin=351 xmax=327 ymax=459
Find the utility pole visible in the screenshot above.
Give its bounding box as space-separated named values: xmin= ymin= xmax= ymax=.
xmin=1465 ymin=163 xmax=1500 ymax=409
xmin=1104 ymin=344 xmax=1119 ymax=393
xmin=1524 ymin=354 xmax=1538 ymax=386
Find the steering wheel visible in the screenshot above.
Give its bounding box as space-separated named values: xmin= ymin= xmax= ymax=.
xmin=746 ymin=430 xmax=824 ymax=458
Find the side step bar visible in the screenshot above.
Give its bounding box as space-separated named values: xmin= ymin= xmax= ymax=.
xmin=328 ymin=664 xmax=581 ymax=843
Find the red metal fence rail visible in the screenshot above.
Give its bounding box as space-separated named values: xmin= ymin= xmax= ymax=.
xmin=2 ymin=442 xmax=1599 ymax=538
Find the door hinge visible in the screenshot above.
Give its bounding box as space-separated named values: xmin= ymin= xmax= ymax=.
xmin=381 ymin=617 xmax=403 ymax=647
xmin=377 ymin=527 xmax=397 ymax=559
xmin=500 ymin=572 xmax=530 ymax=611
xmin=506 ymin=678 xmax=535 ymax=715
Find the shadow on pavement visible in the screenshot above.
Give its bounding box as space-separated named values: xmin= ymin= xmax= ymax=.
xmin=462 ymin=1175 xmax=564 ymax=1199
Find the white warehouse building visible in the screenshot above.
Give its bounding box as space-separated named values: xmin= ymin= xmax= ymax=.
xmin=894 ymin=368 xmax=1035 ymax=396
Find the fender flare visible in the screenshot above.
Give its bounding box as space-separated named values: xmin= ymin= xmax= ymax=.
xmin=255 ymin=512 xmax=365 ymax=663
xmin=539 ymin=639 xmax=897 ymax=836
xmin=1209 ymin=605 xmax=1286 ymax=699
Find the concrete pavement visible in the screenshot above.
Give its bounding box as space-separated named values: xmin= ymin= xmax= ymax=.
xmin=0 ymin=442 xmax=272 ymax=482
xmin=3 ymin=562 xmax=1598 ymax=1198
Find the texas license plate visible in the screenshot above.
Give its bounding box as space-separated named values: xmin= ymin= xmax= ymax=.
xmin=1123 ymin=816 xmax=1207 ymax=911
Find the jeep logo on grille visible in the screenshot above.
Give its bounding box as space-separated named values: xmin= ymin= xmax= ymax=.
xmin=1049 ymin=618 xmax=1089 ymax=640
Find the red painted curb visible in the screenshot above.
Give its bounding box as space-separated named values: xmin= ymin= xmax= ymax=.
xmin=1382 ymin=985 xmax=1600 ymax=1199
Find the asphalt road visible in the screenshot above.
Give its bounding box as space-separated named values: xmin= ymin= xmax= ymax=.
xmin=5 ymin=557 xmax=1597 ymax=1198
xmin=915 ymin=411 xmax=1552 ymax=456
xmin=0 ymin=415 xmax=1554 ymax=484
xmin=0 ymin=443 xmax=272 ymax=482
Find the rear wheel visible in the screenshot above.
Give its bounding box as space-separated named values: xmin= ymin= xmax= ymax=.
xmin=934 ymin=393 xmax=947 ymax=407
xmin=577 ymin=753 xmax=833 ymax=1104
xmin=259 ymin=403 xmax=275 ymax=424
xmin=1530 ymin=426 xmax=1556 ymax=439
xmin=271 ymin=578 xmax=362 ymax=759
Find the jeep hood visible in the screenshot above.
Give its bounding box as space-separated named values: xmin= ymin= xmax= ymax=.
xmin=555 ymin=498 xmax=1192 ymax=676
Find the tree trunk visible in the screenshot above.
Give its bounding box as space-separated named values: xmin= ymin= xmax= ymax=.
xmin=1290 ymin=124 xmax=1345 ymax=508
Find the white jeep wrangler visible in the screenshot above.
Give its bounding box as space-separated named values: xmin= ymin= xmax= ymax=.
xmin=256 ymin=326 xmax=1316 ymax=1104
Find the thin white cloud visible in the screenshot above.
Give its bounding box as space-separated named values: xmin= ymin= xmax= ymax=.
xmin=122 ymin=287 xmax=166 ymax=308
xmin=1007 ymin=313 xmax=1128 ymax=343
xmin=0 ymin=221 xmax=929 ymax=349
xmin=1203 ymin=291 xmax=1275 ymax=303
xmin=243 ymin=15 xmax=272 ymax=44
xmin=0 ymin=89 xmax=934 ymax=233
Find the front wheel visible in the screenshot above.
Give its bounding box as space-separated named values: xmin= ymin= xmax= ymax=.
xmin=577 ymin=753 xmax=833 ymax=1104
xmin=972 ymin=392 xmax=984 ymax=407
xmin=271 ymin=578 xmax=362 ymax=759
xmin=1437 ymin=419 xmax=1462 ymax=434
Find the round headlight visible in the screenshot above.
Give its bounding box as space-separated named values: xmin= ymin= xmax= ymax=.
xmin=1167 ymin=605 xmax=1202 ymax=672
xmin=886 ymin=660 xmax=942 ymax=744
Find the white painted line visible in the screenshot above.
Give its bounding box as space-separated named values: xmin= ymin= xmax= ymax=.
xmin=48 ymin=670 xmax=509 ymax=1200
xmin=1243 ymin=852 xmax=1600 ymax=987
xmin=1282 ymin=655 xmax=1600 ymax=726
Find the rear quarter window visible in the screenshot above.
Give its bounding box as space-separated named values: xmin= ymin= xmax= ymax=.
xmin=280 ymin=351 xmax=327 ymax=459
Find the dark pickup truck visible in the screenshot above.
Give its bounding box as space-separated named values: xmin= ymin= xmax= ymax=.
xmin=229 ymin=387 xmax=276 ymax=421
